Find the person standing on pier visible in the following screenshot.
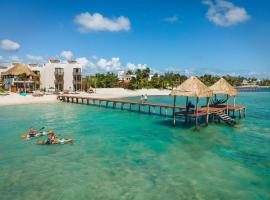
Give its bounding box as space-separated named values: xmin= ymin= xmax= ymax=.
xmin=144 ymin=94 xmax=148 ymax=102
xmin=141 ymin=95 xmax=144 ymax=103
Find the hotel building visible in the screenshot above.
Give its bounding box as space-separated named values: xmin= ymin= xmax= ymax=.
xmin=40 ymin=60 xmax=82 ymax=91
xmin=1 ymin=60 xmax=83 ymax=92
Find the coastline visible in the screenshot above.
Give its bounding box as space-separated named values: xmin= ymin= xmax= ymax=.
xmin=0 ymin=88 xmax=171 ymax=106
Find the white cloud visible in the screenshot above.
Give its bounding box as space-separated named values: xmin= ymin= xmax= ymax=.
xmin=126 ymin=63 xmax=148 ymax=71
xmin=96 ymin=57 xmax=122 ymax=72
xmin=26 ymin=54 xmax=44 ymax=61
xmin=0 ymin=39 xmax=20 ymax=51
xmin=0 ymin=56 xmax=22 ymax=66
xmin=76 ymin=57 xmax=89 ymax=67
xmin=126 ymin=62 xmax=136 ymax=71
xmin=203 ymin=0 xmax=250 ymax=27
xmin=74 ymin=12 xmax=131 ymax=32
xmin=163 ymin=15 xmax=179 ymax=23
xmin=60 ymin=51 xmax=73 ymax=59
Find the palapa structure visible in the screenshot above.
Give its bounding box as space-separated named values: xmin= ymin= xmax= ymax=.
xmin=1 ymin=63 xmax=37 ymax=92
xmin=209 ymin=78 xmax=238 ymax=114
xmin=170 ymin=76 xmax=213 ymax=127
xmin=1 ymin=63 xmax=36 ymax=76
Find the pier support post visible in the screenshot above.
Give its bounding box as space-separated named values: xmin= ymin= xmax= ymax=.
xmin=99 ymin=100 xmax=101 ymax=107
xmin=160 ymin=107 xmax=162 ymax=115
xmin=149 ymin=105 xmax=151 ymax=114
xmin=226 ymin=94 xmax=229 ymax=114
xmin=239 ymin=110 xmax=242 ymax=119
xmin=121 ymin=103 xmax=124 ymax=110
xmin=205 ymin=97 xmax=210 ymax=126
xmin=173 ymin=95 xmax=176 ymax=126
xmin=87 ymin=99 xmax=89 ymax=105
xmin=67 ymin=97 xmax=69 ymax=102
xmin=195 ymin=97 xmax=199 ymax=130
xmin=130 ymin=104 xmax=132 ymax=111
xmin=71 ymin=98 xmax=74 ymax=103
xmin=76 ymin=98 xmax=78 ymax=103
xmin=139 ymin=104 xmax=141 ymax=112
xmin=185 ymin=96 xmax=189 ymax=123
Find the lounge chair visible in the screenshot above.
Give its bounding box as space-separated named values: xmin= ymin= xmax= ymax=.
xmin=32 ymin=90 xmax=44 ymax=97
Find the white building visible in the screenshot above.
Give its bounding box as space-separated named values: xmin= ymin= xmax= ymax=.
xmin=117 ymin=70 xmax=136 ymax=82
xmin=117 ymin=70 xmax=125 ymax=81
xmin=1 ymin=60 xmax=83 ymax=92
xmin=39 ymin=60 xmax=83 ymax=91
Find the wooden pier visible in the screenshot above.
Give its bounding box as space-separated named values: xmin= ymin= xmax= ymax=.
xmin=57 ymin=95 xmax=246 ymax=127
xmin=57 ymin=95 xmax=186 ymax=116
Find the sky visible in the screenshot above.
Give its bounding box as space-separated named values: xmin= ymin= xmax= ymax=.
xmin=0 ymin=0 xmax=270 ymax=78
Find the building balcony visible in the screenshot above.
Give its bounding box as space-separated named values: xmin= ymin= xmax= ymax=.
xmin=73 ymin=72 xmax=81 ymax=76
xmin=54 ymin=72 xmax=64 ymax=76
xmin=54 ymin=80 xmax=64 ymax=84
xmin=73 ymin=80 xmax=82 ymax=84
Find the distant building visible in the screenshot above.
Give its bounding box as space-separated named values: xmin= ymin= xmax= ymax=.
xmin=117 ymin=70 xmax=136 ymax=83
xmin=117 ymin=70 xmax=125 ymax=81
xmin=242 ymin=79 xmax=249 ymax=85
xmin=148 ymin=74 xmax=155 ymax=81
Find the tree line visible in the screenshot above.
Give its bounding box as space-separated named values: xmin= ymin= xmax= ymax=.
xmin=82 ymin=67 xmax=270 ymax=90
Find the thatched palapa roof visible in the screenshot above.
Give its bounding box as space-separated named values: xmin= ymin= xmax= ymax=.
xmin=170 ymin=76 xmax=213 ymax=98
xmin=209 ymin=78 xmax=238 ymax=96
xmin=1 ymin=63 xmax=36 ymax=76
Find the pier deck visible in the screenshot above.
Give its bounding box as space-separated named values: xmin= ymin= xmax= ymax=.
xmin=57 ymin=95 xmax=246 ymax=126
xmin=57 ymin=95 xmax=186 ymax=116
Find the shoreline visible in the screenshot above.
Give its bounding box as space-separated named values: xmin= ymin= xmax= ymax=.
xmin=0 ymin=88 xmax=171 ymax=106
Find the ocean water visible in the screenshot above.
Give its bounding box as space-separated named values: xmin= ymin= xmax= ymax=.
xmin=0 ymin=92 xmax=270 ymax=200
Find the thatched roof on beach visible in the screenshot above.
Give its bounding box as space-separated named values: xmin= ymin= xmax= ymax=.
xmin=1 ymin=63 xmax=36 ymax=76
xmin=209 ymin=78 xmax=238 ymax=96
xmin=170 ymin=76 xmax=213 ymax=98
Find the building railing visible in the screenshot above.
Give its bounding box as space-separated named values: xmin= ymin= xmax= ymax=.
xmin=73 ymin=72 xmax=81 ymax=76
xmin=54 ymin=72 xmax=64 ymax=76
xmin=54 ymin=80 xmax=64 ymax=84
xmin=73 ymin=80 xmax=82 ymax=84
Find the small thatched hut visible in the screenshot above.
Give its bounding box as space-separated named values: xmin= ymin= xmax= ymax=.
xmin=170 ymin=76 xmax=213 ymax=127
xmin=209 ymin=78 xmax=238 ymax=113
xmin=1 ymin=63 xmax=37 ymax=92
xmin=2 ymin=63 xmax=36 ymax=77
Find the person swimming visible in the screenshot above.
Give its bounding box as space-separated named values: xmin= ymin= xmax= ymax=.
xmin=28 ymin=127 xmax=36 ymax=138
xmin=45 ymin=130 xmax=55 ymax=144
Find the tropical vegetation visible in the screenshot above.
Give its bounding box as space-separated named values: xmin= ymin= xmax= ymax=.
xmin=81 ymin=68 xmax=269 ymax=90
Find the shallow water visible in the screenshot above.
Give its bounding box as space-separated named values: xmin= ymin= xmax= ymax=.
xmin=0 ymin=92 xmax=270 ymax=200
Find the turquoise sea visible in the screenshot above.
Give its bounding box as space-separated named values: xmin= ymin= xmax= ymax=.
xmin=0 ymin=92 xmax=270 ymax=200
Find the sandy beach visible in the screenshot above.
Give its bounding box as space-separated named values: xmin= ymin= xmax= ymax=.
xmin=0 ymin=88 xmax=171 ymax=106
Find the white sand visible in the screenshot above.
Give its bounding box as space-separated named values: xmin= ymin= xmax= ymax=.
xmin=0 ymin=88 xmax=171 ymax=106
xmin=0 ymin=93 xmax=58 ymax=106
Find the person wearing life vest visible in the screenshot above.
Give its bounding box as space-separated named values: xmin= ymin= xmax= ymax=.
xmin=29 ymin=127 xmax=36 ymax=138
xmin=45 ymin=130 xmax=55 ymax=144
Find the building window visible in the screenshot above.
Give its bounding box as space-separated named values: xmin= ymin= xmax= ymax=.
xmin=55 ymin=68 xmax=64 ymax=73
xmin=73 ymin=68 xmax=81 ymax=73
xmin=73 ymin=84 xmax=81 ymax=91
xmin=55 ymin=83 xmax=63 ymax=91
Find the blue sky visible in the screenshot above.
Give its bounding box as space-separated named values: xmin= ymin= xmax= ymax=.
xmin=0 ymin=0 xmax=270 ymax=78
